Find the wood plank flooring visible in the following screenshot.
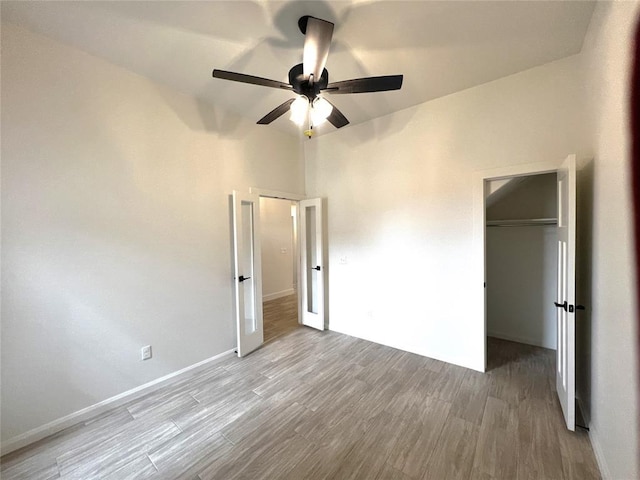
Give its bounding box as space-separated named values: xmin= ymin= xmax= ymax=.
xmin=263 ymin=294 xmax=298 ymax=343
xmin=1 ymin=331 xmax=600 ymax=480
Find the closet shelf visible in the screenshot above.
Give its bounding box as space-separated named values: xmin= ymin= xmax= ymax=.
xmin=486 ymin=217 xmax=557 ymax=227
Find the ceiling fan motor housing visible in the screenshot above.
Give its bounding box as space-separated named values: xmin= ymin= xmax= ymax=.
xmin=288 ymin=63 xmax=329 ymax=101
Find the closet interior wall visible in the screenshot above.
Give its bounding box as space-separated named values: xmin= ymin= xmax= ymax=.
xmin=486 ymin=173 xmax=558 ymax=349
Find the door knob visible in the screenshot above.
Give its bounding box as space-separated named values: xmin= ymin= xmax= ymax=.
xmin=311 ymin=266 xmax=321 ymax=271
xmin=554 ymin=301 xmax=568 ymax=311
xmin=238 ymin=275 xmax=251 ymax=282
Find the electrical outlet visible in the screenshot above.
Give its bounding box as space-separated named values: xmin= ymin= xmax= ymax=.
xmin=280 ymin=247 xmax=287 ymax=254
xmin=339 ymin=256 xmax=348 ymax=264
xmin=141 ymin=345 xmax=152 ymax=361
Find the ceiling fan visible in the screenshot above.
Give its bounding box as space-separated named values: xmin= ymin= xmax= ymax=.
xmin=212 ymin=16 xmax=404 ymax=137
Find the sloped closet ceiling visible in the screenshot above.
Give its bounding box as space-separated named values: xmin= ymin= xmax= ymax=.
xmin=2 ymin=0 xmax=595 ymax=135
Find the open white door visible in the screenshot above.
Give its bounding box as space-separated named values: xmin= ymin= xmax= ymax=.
xmin=299 ymin=198 xmax=325 ymax=330
xmin=232 ymin=191 xmax=263 ymax=356
xmin=555 ymin=154 xmax=577 ymax=431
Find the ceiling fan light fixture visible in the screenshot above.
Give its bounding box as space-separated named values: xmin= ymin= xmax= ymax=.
xmin=310 ymin=97 xmax=333 ymax=126
xmin=212 ymin=16 xmax=402 ymax=134
xmin=289 ymin=96 xmax=308 ymax=125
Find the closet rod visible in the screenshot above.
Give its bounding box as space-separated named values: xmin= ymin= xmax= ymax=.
xmin=486 ymin=218 xmax=557 ymax=228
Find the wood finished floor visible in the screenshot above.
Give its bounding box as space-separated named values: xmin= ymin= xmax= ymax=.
xmin=263 ymin=294 xmax=298 ymax=343
xmin=1 ymin=330 xmax=600 ymax=480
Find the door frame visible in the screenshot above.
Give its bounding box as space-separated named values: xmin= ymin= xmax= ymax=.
xmin=472 ymin=159 xmax=564 ymax=371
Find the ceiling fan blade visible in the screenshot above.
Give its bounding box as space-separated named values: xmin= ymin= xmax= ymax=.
xmin=302 ymin=16 xmax=334 ymax=80
xmin=213 ymin=70 xmax=292 ymax=90
xmin=257 ymin=98 xmax=296 ymax=125
xmin=325 ymin=100 xmax=349 ymax=129
xmin=324 ymin=75 xmax=403 ymax=94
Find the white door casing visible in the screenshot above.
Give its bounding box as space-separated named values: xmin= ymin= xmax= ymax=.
xmin=555 ymin=154 xmax=577 ymax=431
xmin=473 ymin=158 xmax=561 ymax=373
xmin=299 ymin=198 xmax=325 ymax=330
xmin=232 ymin=191 xmax=264 ymax=356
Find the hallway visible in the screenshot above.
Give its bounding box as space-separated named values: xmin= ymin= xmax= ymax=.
xmin=263 ymin=294 xmax=299 ymax=342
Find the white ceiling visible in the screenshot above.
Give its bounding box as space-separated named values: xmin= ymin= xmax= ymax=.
xmin=2 ymin=1 xmax=596 ymax=136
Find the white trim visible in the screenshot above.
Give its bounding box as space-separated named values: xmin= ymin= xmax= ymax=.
xmin=0 ymin=348 xmax=235 ymax=455
xmin=473 ymin=158 xmax=565 ymax=371
xmin=249 ymin=187 xmax=305 ymax=201
xmin=588 ymin=425 xmax=610 ymax=479
xmin=263 ymin=288 xmax=296 ymax=302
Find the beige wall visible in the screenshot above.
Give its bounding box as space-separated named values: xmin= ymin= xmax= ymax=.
xmin=260 ymin=198 xmax=295 ymax=300
xmin=3 ymin=3 xmax=640 ymax=477
xmin=0 ymin=23 xmax=303 ymax=444
xmin=305 ymin=2 xmax=640 ymax=476
xmin=580 ymin=2 xmax=640 ymax=478
xmin=305 ymin=53 xmax=590 ymax=371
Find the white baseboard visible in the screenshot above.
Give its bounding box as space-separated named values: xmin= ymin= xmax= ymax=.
xmin=263 ymin=288 xmax=295 ymax=302
xmin=588 ymin=425 xmax=610 ymax=479
xmin=0 ymin=348 xmax=235 ymax=455
xmin=487 ymin=330 xmax=555 ymax=350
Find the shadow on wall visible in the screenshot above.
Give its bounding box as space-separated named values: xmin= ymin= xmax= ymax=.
xmin=154 ymin=85 xmax=243 ymax=135
xmin=576 ymin=157 xmax=594 ymax=425
xmin=316 ymin=103 xmax=418 ymax=149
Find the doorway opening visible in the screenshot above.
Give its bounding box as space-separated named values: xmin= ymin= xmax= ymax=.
xmin=475 ymin=154 xmax=578 ymax=431
xmin=259 ymin=197 xmax=300 ymax=342
xmin=485 ymin=172 xmax=558 ymax=368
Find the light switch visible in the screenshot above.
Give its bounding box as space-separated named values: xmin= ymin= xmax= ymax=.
xmin=339 ymin=256 xmax=348 ymax=264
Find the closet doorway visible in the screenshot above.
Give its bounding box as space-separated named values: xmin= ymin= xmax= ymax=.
xmin=259 ymin=197 xmax=299 ymax=342
xmin=477 ymin=154 xmax=579 ymax=431
xmin=486 ymin=173 xmax=558 ymax=350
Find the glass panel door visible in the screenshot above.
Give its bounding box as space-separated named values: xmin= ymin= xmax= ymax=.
xmin=232 ymin=191 xmax=263 ymax=356
xmin=299 ymin=198 xmax=324 ymax=330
